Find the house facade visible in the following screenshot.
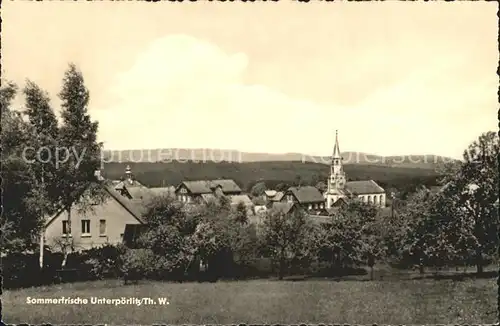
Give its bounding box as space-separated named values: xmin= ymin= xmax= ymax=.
xmin=281 ymin=186 xmax=326 ymax=214
xmin=43 ymin=181 xmax=145 ymax=252
xmin=175 ymin=179 xmax=242 ymax=203
xmin=324 ymin=131 xmax=386 ymax=208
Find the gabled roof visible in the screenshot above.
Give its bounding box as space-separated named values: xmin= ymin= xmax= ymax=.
xmin=287 ymin=186 xmax=325 ymax=203
xmin=264 ymin=190 xmax=277 ymax=197
xmin=127 ymin=186 xmax=155 ymax=202
xmin=45 ymin=181 xmax=146 ymax=227
xmin=269 ymin=202 xmax=298 ymax=215
xmin=230 ymin=194 xmax=254 ymax=207
xmin=269 ymin=191 xmax=284 ymax=202
xmin=332 ymin=197 xmax=348 ymax=207
xmin=176 ymin=179 xmax=242 ymax=195
xmin=114 ymin=179 xmax=145 ymax=189
xmin=149 ymin=186 xmax=176 ymax=197
xmin=345 ymin=180 xmax=385 ymax=195
xmin=201 ymin=193 xmax=217 ymax=203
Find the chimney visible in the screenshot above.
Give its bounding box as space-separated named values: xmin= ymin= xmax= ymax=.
xmin=94 ymin=169 xmax=104 ymax=181
xmin=125 ymin=165 xmax=133 ymax=184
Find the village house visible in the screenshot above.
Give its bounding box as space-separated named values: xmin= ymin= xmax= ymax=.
xmin=175 ymin=179 xmax=242 ymax=202
xmin=263 ymin=190 xmax=284 ymax=203
xmin=175 ymin=179 xmax=254 ymax=214
xmin=42 ymin=173 xmax=146 ymax=253
xmin=281 ymin=186 xmax=326 ymax=214
xmin=41 ymin=165 xmax=176 ymax=256
xmin=269 ymin=201 xmax=302 ymax=216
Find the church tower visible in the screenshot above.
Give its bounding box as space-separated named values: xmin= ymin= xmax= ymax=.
xmin=325 ymin=130 xmax=347 ymax=208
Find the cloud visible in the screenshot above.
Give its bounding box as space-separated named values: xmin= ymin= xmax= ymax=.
xmin=94 ymin=35 xmax=342 ymax=154
xmin=93 ymin=34 xmax=497 ymax=159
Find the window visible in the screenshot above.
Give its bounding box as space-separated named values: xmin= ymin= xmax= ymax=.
xmin=99 ymin=219 xmax=106 ymax=236
xmin=320 ymin=203 xmax=324 ymax=209
xmin=62 ymin=220 xmax=71 ymax=235
xmin=81 ymin=219 xmax=91 ymax=236
xmin=308 ymin=204 xmax=312 ymax=210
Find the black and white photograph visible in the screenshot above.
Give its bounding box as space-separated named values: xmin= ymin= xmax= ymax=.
xmin=1 ymin=1 xmax=498 ymax=324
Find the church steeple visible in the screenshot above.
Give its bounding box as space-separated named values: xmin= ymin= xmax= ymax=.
xmin=326 ymin=130 xmax=347 ymax=208
xmin=331 ymin=130 xmax=343 ymax=173
xmin=332 ymin=130 xmax=341 ymax=160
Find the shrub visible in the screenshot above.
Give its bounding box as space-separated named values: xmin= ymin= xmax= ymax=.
xmin=83 ymin=244 xmax=124 ymax=279
xmin=119 ymin=248 xmax=157 ymax=283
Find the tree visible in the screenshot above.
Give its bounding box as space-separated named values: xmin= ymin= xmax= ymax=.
xmin=234 ymin=201 xmax=248 ymax=225
xmin=0 ymin=81 xmax=44 ymax=253
xmin=56 ymin=64 xmax=107 ymax=266
xmin=320 ymin=201 xmax=379 ymax=272
xmin=250 ymin=181 xmax=267 ymax=197
xmin=261 ymin=209 xmax=320 ymax=279
xmin=275 ymin=183 xmax=290 ymax=192
xmin=23 ymin=80 xmax=60 ymax=203
xmin=293 ymin=175 xmax=302 ymax=187
xmin=395 ymin=187 xmax=437 ymax=273
xmin=438 ymin=131 xmax=499 ymax=273
xmin=139 ymin=196 xmax=198 ymax=278
xmin=315 ymin=181 xmax=327 ymax=193
xmin=22 ymin=80 xmax=62 ymax=266
xmin=361 ymin=212 xmax=389 ymax=280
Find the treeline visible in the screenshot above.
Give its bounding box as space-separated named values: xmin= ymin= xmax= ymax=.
xmin=103 ymin=160 xmax=441 ymax=195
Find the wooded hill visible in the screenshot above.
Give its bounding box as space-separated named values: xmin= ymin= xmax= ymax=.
xmin=102 ymin=161 xmax=441 ymax=196
xmin=102 ymin=148 xmax=455 ymax=170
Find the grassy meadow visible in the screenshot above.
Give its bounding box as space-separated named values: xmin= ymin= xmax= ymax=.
xmin=3 ymin=273 xmax=497 ymax=324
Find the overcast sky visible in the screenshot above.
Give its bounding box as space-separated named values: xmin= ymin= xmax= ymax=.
xmin=2 ymin=2 xmax=498 ymax=158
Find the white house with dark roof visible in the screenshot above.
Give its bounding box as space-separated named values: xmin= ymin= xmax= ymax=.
xmin=42 ymin=178 xmax=146 ymax=256
xmin=281 ymin=186 xmax=326 ymax=214
xmin=324 ymin=131 xmax=386 ymax=208
xmin=174 ymin=179 xmax=243 ymax=203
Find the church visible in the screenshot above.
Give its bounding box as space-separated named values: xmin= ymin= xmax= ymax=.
xmin=324 ymin=131 xmax=386 ymax=208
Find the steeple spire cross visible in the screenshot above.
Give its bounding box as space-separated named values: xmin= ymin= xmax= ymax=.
xmin=332 ymin=129 xmax=341 ymax=159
